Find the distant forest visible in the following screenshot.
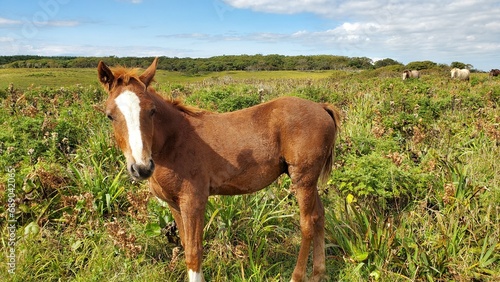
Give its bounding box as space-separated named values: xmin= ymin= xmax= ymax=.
xmin=0 ymin=55 xmax=472 ymax=73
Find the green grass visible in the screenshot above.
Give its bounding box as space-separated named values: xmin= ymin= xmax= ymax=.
xmin=0 ymin=68 xmax=332 ymax=90
xmin=1 ymin=67 xmax=499 ymax=281
xmin=0 ymin=68 xmax=97 ymax=89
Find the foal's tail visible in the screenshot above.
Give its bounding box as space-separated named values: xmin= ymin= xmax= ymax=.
xmin=319 ymin=104 xmax=341 ymax=185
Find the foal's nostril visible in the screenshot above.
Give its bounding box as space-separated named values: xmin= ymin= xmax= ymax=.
xmin=129 ymin=160 xmax=154 ymax=180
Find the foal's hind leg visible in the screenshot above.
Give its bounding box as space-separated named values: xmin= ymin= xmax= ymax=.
xmin=290 ymin=169 xmax=326 ymax=282
xmin=311 ymin=192 xmax=326 ymax=281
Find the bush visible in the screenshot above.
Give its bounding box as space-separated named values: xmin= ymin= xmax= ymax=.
xmin=186 ymin=86 xmax=261 ymax=112
xmin=331 ymin=152 xmax=431 ymax=210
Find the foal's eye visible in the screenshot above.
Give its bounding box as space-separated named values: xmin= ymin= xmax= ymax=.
xmin=107 ymin=114 xmax=114 ymax=121
xmin=149 ymin=108 xmax=156 ymax=117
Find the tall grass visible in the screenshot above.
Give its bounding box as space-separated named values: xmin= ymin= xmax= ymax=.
xmin=1 ymin=68 xmax=499 ymax=281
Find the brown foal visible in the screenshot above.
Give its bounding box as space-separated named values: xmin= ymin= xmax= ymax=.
xmin=98 ymin=58 xmax=340 ymax=282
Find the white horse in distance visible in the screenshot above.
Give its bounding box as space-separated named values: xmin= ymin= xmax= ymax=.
xmin=450 ymin=68 xmax=470 ymax=81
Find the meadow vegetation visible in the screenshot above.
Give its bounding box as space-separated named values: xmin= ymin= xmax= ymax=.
xmin=1 ymin=66 xmax=499 ymax=281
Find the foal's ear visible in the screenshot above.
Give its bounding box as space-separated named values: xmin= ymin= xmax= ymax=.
xmin=139 ymin=57 xmax=158 ymax=87
xmin=97 ymin=61 xmax=114 ymax=91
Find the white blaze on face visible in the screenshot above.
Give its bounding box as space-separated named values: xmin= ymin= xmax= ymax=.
xmin=188 ymin=269 xmax=204 ymax=282
xmin=115 ymin=90 xmax=145 ymax=165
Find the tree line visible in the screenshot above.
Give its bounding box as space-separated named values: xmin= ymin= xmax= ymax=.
xmin=0 ymin=55 xmax=473 ymax=73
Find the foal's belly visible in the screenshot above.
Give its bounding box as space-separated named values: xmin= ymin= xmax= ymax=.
xmin=209 ymin=162 xmax=284 ymax=196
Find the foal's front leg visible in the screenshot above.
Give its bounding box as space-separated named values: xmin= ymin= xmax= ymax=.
xmin=180 ymin=196 xmax=208 ymax=282
xmin=168 ymin=207 xmax=185 ymax=247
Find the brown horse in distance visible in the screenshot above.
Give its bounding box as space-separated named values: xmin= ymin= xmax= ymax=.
xmin=97 ymin=58 xmax=340 ymax=282
xmin=490 ymin=69 xmax=500 ymax=77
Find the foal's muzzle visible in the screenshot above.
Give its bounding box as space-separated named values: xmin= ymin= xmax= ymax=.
xmin=129 ymin=159 xmax=155 ymax=181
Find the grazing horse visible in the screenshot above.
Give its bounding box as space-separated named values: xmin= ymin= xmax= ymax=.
xmin=489 ymin=69 xmax=500 ymax=77
xmin=97 ymin=58 xmax=340 ymax=282
xmin=450 ymin=68 xmax=470 ymax=81
xmin=402 ymin=70 xmax=420 ymax=80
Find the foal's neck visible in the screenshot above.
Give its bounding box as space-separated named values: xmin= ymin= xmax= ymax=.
xmin=150 ymin=91 xmax=187 ymax=156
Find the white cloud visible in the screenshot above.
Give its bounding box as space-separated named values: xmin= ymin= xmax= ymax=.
xmin=0 ymin=17 xmax=80 ymax=27
xmin=0 ymin=37 xmax=15 ymax=42
xmin=35 ymin=20 xmax=80 ymax=27
xmin=118 ymin=0 xmax=144 ymax=4
xmin=0 ymin=41 xmax=193 ymax=58
xmin=0 ymin=17 xmax=22 ymax=26
xmin=223 ymin=0 xmax=333 ymax=15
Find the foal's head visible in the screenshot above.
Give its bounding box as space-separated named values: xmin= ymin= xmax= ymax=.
xmin=97 ymin=58 xmax=159 ymax=180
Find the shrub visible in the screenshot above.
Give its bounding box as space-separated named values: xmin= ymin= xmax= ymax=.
xmin=331 ymin=152 xmax=431 ymax=210
xmin=291 ymin=85 xmax=331 ymax=103
xmin=186 ymin=86 xmax=261 ymax=112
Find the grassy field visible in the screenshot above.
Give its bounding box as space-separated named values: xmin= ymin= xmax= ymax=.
xmin=1 ymin=66 xmax=499 ymax=281
xmin=0 ymin=68 xmax=333 ymax=89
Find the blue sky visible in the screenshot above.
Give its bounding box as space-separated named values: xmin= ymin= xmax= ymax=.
xmin=1 ymin=0 xmax=499 ymax=71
